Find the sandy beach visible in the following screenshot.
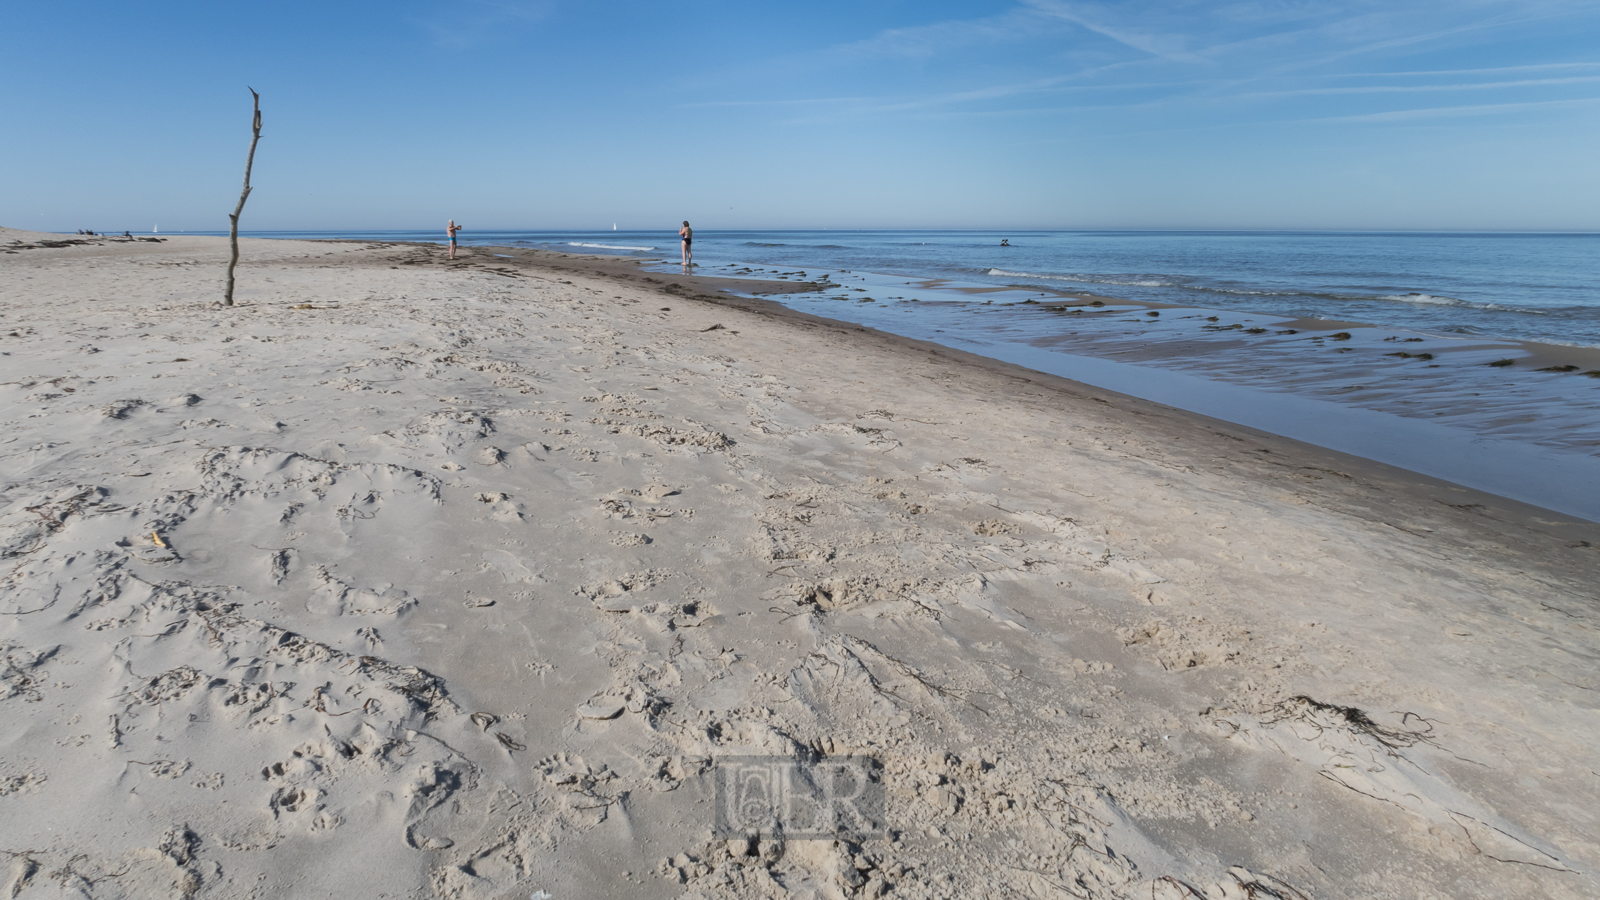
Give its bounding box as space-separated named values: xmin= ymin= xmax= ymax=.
xmin=3 ymin=232 xmax=1598 ymax=899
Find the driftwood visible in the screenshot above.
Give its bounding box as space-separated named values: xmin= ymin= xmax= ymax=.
xmin=224 ymin=88 xmax=262 ymax=307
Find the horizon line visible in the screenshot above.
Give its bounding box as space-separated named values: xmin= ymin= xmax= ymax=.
xmin=43 ymin=226 xmax=1600 ymax=236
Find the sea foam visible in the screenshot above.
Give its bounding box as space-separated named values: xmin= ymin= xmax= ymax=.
xmin=988 ymin=268 xmax=1173 ymax=288
xmin=1379 ymin=293 xmax=1546 ymax=314
xmin=567 ymin=242 xmax=656 ymax=251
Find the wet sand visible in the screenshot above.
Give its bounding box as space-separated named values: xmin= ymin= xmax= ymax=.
xmin=3 ymin=234 xmax=1599 ymax=899
xmin=675 ymin=262 xmax=1600 ymax=520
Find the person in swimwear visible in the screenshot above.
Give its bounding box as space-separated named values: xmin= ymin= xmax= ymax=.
xmin=680 ymin=221 xmax=693 ymax=266
xmin=447 ymin=220 xmax=462 ymax=260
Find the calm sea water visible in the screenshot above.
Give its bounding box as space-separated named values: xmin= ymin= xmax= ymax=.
xmin=218 ymin=229 xmax=1600 ymax=348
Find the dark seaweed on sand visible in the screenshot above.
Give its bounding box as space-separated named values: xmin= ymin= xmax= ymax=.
xmin=1270 ymin=695 xmax=1436 ymax=753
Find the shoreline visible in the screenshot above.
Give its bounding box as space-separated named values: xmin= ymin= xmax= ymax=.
xmin=4 ymin=234 xmax=1600 ymax=898
xmin=571 ymin=246 xmax=1600 ymax=523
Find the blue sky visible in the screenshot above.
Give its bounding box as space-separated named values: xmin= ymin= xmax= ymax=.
xmin=2 ymin=1 xmax=1598 ymax=232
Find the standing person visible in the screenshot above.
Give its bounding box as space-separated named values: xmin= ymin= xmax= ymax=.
xmin=679 ymin=220 xmax=692 ymax=267
xmin=447 ymin=220 xmax=462 ymax=260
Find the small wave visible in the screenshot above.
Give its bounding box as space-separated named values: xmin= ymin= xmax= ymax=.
xmin=567 ymin=241 xmax=655 ymax=251
xmin=1535 ymin=338 xmax=1600 ymax=349
xmin=743 ymin=242 xmax=787 ymax=247
xmin=1194 ymin=286 xmax=1304 ymax=297
xmin=987 ymin=268 xmax=1174 ymax=288
xmin=1377 ymin=293 xmax=1545 ymax=314
xmin=988 ymin=269 xmax=1555 ymax=316
xmin=1381 ymin=292 xmax=1457 ymax=306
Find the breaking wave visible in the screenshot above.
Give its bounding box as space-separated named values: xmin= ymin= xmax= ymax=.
xmin=567 ymin=242 xmax=655 ymax=251
xmin=988 ymin=269 xmax=1174 ymax=287
xmin=1378 ymin=293 xmax=1545 ymax=314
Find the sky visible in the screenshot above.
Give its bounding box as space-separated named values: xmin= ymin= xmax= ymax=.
xmin=2 ymin=1 xmax=1598 ymax=232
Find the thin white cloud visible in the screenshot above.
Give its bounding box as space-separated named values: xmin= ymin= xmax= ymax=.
xmin=688 ymin=70 xmax=1199 ymax=118
xmin=1332 ymin=62 xmax=1600 ymax=78
xmin=694 ymin=1 xmax=1600 ymax=135
xmin=1210 ymin=0 xmax=1347 ymax=27
xmin=1267 ymin=5 xmax=1586 ymax=75
xmin=1021 ymin=0 xmax=1210 ymax=63
xmin=833 ymin=0 xmax=1215 ymax=65
xmin=830 ymin=7 xmax=1062 ymax=59
xmin=1306 ymin=94 xmax=1600 ymax=123
xmin=1240 ymin=74 xmax=1600 ymax=99
xmin=866 ymin=73 xmax=1213 ymax=114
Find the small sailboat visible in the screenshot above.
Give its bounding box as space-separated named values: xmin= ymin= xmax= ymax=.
xmin=153 ymin=224 xmax=158 ymax=233
xmin=613 ymin=223 xmax=617 ymax=231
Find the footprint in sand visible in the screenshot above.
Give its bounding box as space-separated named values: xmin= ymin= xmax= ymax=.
xmin=577 ymin=699 xmax=626 ymax=720
xmin=482 ymin=549 xmax=538 ymax=583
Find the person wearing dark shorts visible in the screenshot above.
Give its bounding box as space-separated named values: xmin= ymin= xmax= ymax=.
xmin=447 ymin=219 xmax=462 ymax=260
xmin=679 ymin=220 xmax=693 ymax=266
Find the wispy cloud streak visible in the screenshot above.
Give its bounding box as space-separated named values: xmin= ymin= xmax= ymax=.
xmin=1331 ymin=61 xmax=1600 ymax=78
xmin=1240 ymin=75 xmax=1600 ymax=98
xmin=1305 ymin=95 xmax=1600 ymax=123
xmin=1022 ymin=0 xmax=1210 ymax=63
xmin=689 ymin=0 xmax=1600 ymax=140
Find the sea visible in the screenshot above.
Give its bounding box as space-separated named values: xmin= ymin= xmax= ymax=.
xmin=208 ymin=229 xmax=1600 ymax=519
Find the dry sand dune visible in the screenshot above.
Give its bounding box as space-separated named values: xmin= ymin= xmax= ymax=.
xmin=2 ymin=234 xmax=1597 ymax=899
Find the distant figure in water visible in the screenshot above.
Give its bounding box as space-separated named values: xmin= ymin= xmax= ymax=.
xmin=680 ymin=221 xmax=693 ymax=267
xmin=1000 ymin=239 xmax=1010 ymax=247
xmin=447 ymin=220 xmax=462 ymax=260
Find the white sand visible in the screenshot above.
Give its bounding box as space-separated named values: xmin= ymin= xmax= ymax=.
xmin=2 ymin=235 xmax=1598 ymax=899
xmin=0 ymin=228 xmax=69 ymax=242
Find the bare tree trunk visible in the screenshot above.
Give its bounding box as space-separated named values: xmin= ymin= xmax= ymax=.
xmin=224 ymin=88 xmax=262 ymax=307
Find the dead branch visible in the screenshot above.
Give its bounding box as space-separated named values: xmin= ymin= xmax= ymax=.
xmin=223 ymin=87 xmax=262 ymax=307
